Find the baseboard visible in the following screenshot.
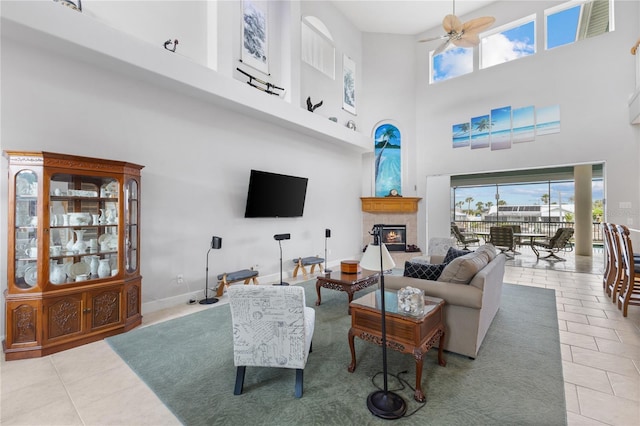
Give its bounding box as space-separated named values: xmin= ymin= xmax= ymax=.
xmin=142 ymin=260 xmax=344 ymax=315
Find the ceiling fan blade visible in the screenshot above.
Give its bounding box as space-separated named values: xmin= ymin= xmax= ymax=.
xmin=433 ymin=39 xmax=451 ymax=56
xmin=452 ymin=33 xmax=480 ymax=48
xmin=442 ymin=14 xmax=463 ymax=33
xmin=418 ymin=35 xmax=447 ymax=43
xmin=461 ymin=16 xmax=496 ymax=34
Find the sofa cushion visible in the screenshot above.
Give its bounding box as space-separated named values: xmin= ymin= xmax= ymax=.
xmin=443 ymin=247 xmax=471 ymax=264
xmin=403 ymin=261 xmax=446 ymax=281
xmin=475 ymin=244 xmax=497 ymax=262
xmin=439 ymin=251 xmax=490 ymax=285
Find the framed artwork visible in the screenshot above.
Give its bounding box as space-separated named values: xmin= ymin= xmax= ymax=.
xmin=512 ymin=106 xmax=536 ymax=143
xmin=242 ymin=0 xmax=268 ymax=75
xmin=490 ymin=106 xmax=512 ymax=151
xmin=452 ymin=122 xmax=471 ymax=148
xmin=342 ymin=54 xmax=356 ymax=115
xmin=536 ymin=105 xmax=561 ymax=135
xmin=470 ymin=114 xmax=491 ymax=149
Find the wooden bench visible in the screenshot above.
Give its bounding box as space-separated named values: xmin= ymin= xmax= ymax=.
xmin=216 ymin=268 xmax=259 ymax=297
xmin=292 ymin=256 xmax=324 ymax=279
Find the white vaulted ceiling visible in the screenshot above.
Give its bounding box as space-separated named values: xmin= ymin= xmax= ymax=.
xmin=330 ymin=0 xmax=498 ymax=35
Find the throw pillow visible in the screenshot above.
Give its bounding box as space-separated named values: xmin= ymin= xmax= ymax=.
xmin=439 ymin=251 xmax=489 ymax=285
xmin=475 ymin=244 xmax=497 ymax=261
xmin=443 ymin=246 xmax=471 ymax=264
xmin=403 ymin=261 xmax=446 ymax=281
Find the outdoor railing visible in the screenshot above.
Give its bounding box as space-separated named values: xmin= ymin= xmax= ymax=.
xmin=452 ymin=220 xmax=603 ymax=244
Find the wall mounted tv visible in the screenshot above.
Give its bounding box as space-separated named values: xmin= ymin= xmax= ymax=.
xmin=244 ymin=169 xmax=309 ymax=218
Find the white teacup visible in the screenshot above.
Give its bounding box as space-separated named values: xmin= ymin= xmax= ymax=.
xmin=25 ymin=247 xmax=38 ymax=258
xmin=50 ymin=245 xmax=62 ymax=256
xmin=75 ymin=274 xmax=89 ymax=282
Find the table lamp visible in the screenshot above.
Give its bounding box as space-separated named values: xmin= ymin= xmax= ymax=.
xmin=359 ymin=224 xmax=406 ymax=419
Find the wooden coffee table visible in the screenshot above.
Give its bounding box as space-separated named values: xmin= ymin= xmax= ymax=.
xmin=315 ymin=269 xmax=379 ymax=314
xmin=347 ymin=291 xmax=446 ymax=402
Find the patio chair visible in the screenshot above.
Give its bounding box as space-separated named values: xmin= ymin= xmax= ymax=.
xmin=489 ymin=226 xmax=515 ymax=258
xmin=531 ymin=228 xmax=574 ymax=261
xmin=451 ymin=224 xmax=480 ymax=250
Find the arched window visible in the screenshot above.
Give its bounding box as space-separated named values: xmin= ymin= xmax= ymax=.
xmin=373 ymin=123 xmax=402 ymax=197
xmin=301 ymin=16 xmax=335 ymax=79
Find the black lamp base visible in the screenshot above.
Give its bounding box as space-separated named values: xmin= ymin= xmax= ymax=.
xmin=199 ymin=297 xmax=219 ymax=305
xmin=272 ymin=282 xmax=289 ymax=286
xmin=367 ymin=390 xmax=407 ymax=420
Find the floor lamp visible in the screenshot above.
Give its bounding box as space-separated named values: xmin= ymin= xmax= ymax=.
xmin=200 ymin=236 xmax=222 ymax=304
xmin=359 ymin=224 xmax=407 ymax=419
xmin=324 ymin=228 xmax=332 ymax=273
xmin=273 ymin=233 xmax=290 ymax=286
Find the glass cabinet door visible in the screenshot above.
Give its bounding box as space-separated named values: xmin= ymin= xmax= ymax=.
xmin=124 ymin=178 xmax=139 ymax=273
xmin=14 ymin=170 xmax=39 ymax=289
xmin=49 ymin=174 xmax=119 ymax=285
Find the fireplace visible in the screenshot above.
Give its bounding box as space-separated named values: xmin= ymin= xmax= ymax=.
xmin=381 ymin=225 xmax=406 ymax=251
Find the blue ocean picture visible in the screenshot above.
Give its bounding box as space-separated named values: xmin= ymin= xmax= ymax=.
xmin=374 ymin=124 xmax=401 ymax=197
xmin=490 ymin=106 xmax=512 ymax=151
xmin=512 ymin=105 xmax=536 ymax=143
xmin=452 ymin=122 xmax=470 ymax=148
xmin=536 ymin=105 xmax=561 ymax=135
xmin=471 ymin=115 xmax=491 ymax=149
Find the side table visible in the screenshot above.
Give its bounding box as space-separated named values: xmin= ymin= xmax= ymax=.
xmin=347 ymin=291 xmax=446 ymax=402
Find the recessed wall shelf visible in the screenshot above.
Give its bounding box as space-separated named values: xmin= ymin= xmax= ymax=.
xmin=1 ymin=2 xmax=372 ymax=152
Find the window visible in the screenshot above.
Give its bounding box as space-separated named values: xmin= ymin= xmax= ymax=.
xmin=545 ymin=0 xmax=613 ymax=50
xmin=430 ymin=47 xmax=473 ymax=83
xmin=301 ymin=16 xmax=335 ymax=79
xmin=480 ymin=15 xmax=536 ymax=69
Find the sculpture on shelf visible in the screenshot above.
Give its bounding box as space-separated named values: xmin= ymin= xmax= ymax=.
xmin=306 ymin=96 xmax=323 ymax=112
xmin=54 ymin=0 xmax=82 ymax=12
xmin=237 ymin=68 xmax=284 ymax=96
xmin=163 ymin=39 xmax=179 ymax=53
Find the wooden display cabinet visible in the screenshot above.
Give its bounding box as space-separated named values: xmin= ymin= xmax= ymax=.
xmin=3 ymin=151 xmax=144 ymax=360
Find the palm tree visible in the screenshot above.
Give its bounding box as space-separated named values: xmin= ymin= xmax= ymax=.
xmin=374 ymin=126 xmax=399 ymax=181
xmin=475 ymin=201 xmax=485 ymax=215
xmin=485 ymin=201 xmax=494 ymax=211
xmin=498 ymin=199 xmax=507 ymax=206
xmin=475 ymin=118 xmax=493 ymax=132
xmin=541 ymin=193 xmax=550 ymax=204
xmin=454 ymin=123 xmax=470 ymax=136
xmin=465 ymin=197 xmax=474 ymax=215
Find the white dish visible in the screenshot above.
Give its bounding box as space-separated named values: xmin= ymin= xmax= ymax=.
xmin=98 ymin=234 xmax=113 ymax=244
xmin=68 ymin=212 xmax=91 ymax=226
xmin=68 ymin=262 xmax=90 ymax=279
xmin=24 ymin=266 xmax=37 ymax=285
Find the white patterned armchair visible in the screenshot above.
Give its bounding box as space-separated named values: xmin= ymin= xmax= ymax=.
xmin=228 ymin=285 xmax=315 ymax=398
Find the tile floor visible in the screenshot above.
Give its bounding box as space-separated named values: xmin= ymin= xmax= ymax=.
xmin=1 ymin=249 xmax=639 ymax=425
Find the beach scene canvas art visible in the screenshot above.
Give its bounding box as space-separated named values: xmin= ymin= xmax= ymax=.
xmin=513 ymin=105 xmax=536 ymax=143
xmin=452 ymin=122 xmax=471 ymax=148
xmin=490 ymin=106 xmax=512 ymax=151
xmin=471 ymin=115 xmax=491 ymax=149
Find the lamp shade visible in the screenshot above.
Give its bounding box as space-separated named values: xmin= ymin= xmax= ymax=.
xmin=360 ymin=243 xmax=396 ymax=271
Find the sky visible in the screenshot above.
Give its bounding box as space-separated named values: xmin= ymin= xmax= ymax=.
xmin=452 ymin=180 xmax=604 ymax=209
xmin=433 ymin=3 xmax=581 ymax=82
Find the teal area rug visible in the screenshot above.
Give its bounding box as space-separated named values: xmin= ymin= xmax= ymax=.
xmin=107 ymin=283 xmax=566 ymax=425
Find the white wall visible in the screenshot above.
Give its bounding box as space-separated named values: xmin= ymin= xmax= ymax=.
xmin=363 ymin=0 xmax=640 ymax=250
xmin=0 ymin=27 xmax=365 ymax=327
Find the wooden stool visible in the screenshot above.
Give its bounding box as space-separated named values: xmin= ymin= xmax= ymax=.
xmin=216 ymin=268 xmax=259 ymax=297
xmin=292 ymin=256 xmax=324 ymax=279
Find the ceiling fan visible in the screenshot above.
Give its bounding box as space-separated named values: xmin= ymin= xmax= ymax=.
xmin=418 ymin=0 xmax=495 ymax=55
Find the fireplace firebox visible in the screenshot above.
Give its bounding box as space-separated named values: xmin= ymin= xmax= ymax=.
xmin=381 ymin=225 xmax=407 ymax=252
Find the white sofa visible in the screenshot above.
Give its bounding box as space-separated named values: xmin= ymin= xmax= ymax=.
xmin=384 ymin=247 xmax=506 ymax=358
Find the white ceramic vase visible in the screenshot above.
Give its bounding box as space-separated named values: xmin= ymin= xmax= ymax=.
xmin=73 ymin=230 xmax=87 ymax=253
xmin=98 ymin=259 xmax=111 ymax=278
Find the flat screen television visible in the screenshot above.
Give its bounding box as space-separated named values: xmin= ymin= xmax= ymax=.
xmin=244 ymin=170 xmax=309 ymax=218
